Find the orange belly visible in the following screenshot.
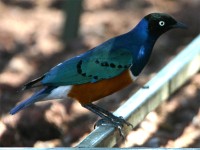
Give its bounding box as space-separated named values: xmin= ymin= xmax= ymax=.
xmin=67 ymin=70 xmax=134 ymax=104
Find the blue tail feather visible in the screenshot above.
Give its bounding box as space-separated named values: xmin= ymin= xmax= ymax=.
xmin=10 ymin=87 xmax=54 ymax=115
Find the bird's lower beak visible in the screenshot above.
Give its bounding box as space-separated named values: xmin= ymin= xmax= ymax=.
xmin=172 ymin=22 xmax=188 ymax=29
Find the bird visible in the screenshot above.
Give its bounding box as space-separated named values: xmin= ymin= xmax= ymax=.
xmin=10 ymin=13 xmax=186 ymax=136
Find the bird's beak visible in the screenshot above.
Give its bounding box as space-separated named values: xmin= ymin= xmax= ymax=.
xmin=172 ymin=21 xmax=188 ymax=29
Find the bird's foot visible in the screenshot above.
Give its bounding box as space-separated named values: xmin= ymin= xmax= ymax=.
xmin=95 ymin=116 xmax=133 ymax=138
xmin=82 ymin=103 xmax=133 ymax=138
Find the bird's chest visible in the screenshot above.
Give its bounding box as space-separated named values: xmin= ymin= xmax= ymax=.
xmin=130 ymin=45 xmax=153 ymax=76
xmin=137 ymin=46 xmax=146 ymax=60
xmin=136 ymin=43 xmax=154 ymax=62
xmin=67 ymin=70 xmax=135 ymax=104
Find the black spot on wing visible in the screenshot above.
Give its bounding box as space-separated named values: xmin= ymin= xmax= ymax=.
xmin=96 ymin=60 xmax=119 ymax=69
xmin=81 ymin=73 xmax=86 ymax=76
xmin=93 ymin=76 xmax=98 ymax=80
xmin=77 ymin=60 xmax=82 ymax=68
xmin=95 ymin=59 xmax=130 ymax=69
xmin=76 ymin=59 xmax=131 ymax=82
xmin=77 ymin=69 xmax=82 ymax=74
xmin=77 ymin=60 xmax=100 ymax=81
xmin=124 ymin=65 xmax=129 ymax=68
xmin=110 ymin=63 xmax=115 ymax=68
xmin=118 ymin=65 xmax=122 ymax=68
xmin=77 ymin=60 xmax=83 ymax=74
xmin=95 ymin=60 xmax=100 ymax=64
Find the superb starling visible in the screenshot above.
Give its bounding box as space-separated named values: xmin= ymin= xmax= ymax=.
xmin=10 ymin=13 xmax=187 ymax=136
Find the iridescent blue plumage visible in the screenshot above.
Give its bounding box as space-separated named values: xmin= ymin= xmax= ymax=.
xmin=42 ymin=19 xmax=154 ymax=85
xmin=10 ymin=13 xmax=187 ymax=122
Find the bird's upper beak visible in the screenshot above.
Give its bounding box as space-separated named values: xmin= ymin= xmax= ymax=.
xmin=172 ymin=21 xmax=188 ymax=29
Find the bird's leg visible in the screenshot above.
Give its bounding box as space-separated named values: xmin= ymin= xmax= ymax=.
xmin=82 ymin=103 xmax=125 ymax=137
xmin=88 ymin=103 xmax=133 ymax=128
xmin=82 ymin=103 xmax=133 ymax=137
xmin=83 ymin=103 xmax=112 ymax=123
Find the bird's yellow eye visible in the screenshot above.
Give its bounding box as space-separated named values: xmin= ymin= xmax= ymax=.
xmin=159 ymin=21 xmax=165 ymax=26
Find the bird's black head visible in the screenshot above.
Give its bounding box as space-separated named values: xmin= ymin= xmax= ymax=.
xmin=145 ymin=13 xmax=187 ymax=37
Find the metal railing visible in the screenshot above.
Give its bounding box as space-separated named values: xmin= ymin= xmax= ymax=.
xmin=77 ymin=35 xmax=200 ymax=147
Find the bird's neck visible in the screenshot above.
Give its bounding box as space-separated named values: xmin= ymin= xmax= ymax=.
xmin=127 ymin=19 xmax=159 ymax=76
xmin=132 ymin=19 xmax=159 ymax=42
xmin=127 ymin=19 xmax=158 ymax=56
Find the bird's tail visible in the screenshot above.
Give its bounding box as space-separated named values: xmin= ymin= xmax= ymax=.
xmin=10 ymin=86 xmax=55 ymax=115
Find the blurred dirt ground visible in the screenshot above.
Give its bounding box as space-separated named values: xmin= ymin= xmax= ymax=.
xmin=0 ymin=0 xmax=199 ymax=148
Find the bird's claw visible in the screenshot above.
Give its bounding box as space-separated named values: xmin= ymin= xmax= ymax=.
xmin=94 ymin=116 xmax=133 ymax=139
xmin=117 ymin=116 xmax=134 ymax=129
xmin=94 ymin=119 xmax=125 ymax=138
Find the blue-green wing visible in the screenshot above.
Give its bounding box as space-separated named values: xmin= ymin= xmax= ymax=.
xmin=42 ymin=44 xmax=133 ymax=86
